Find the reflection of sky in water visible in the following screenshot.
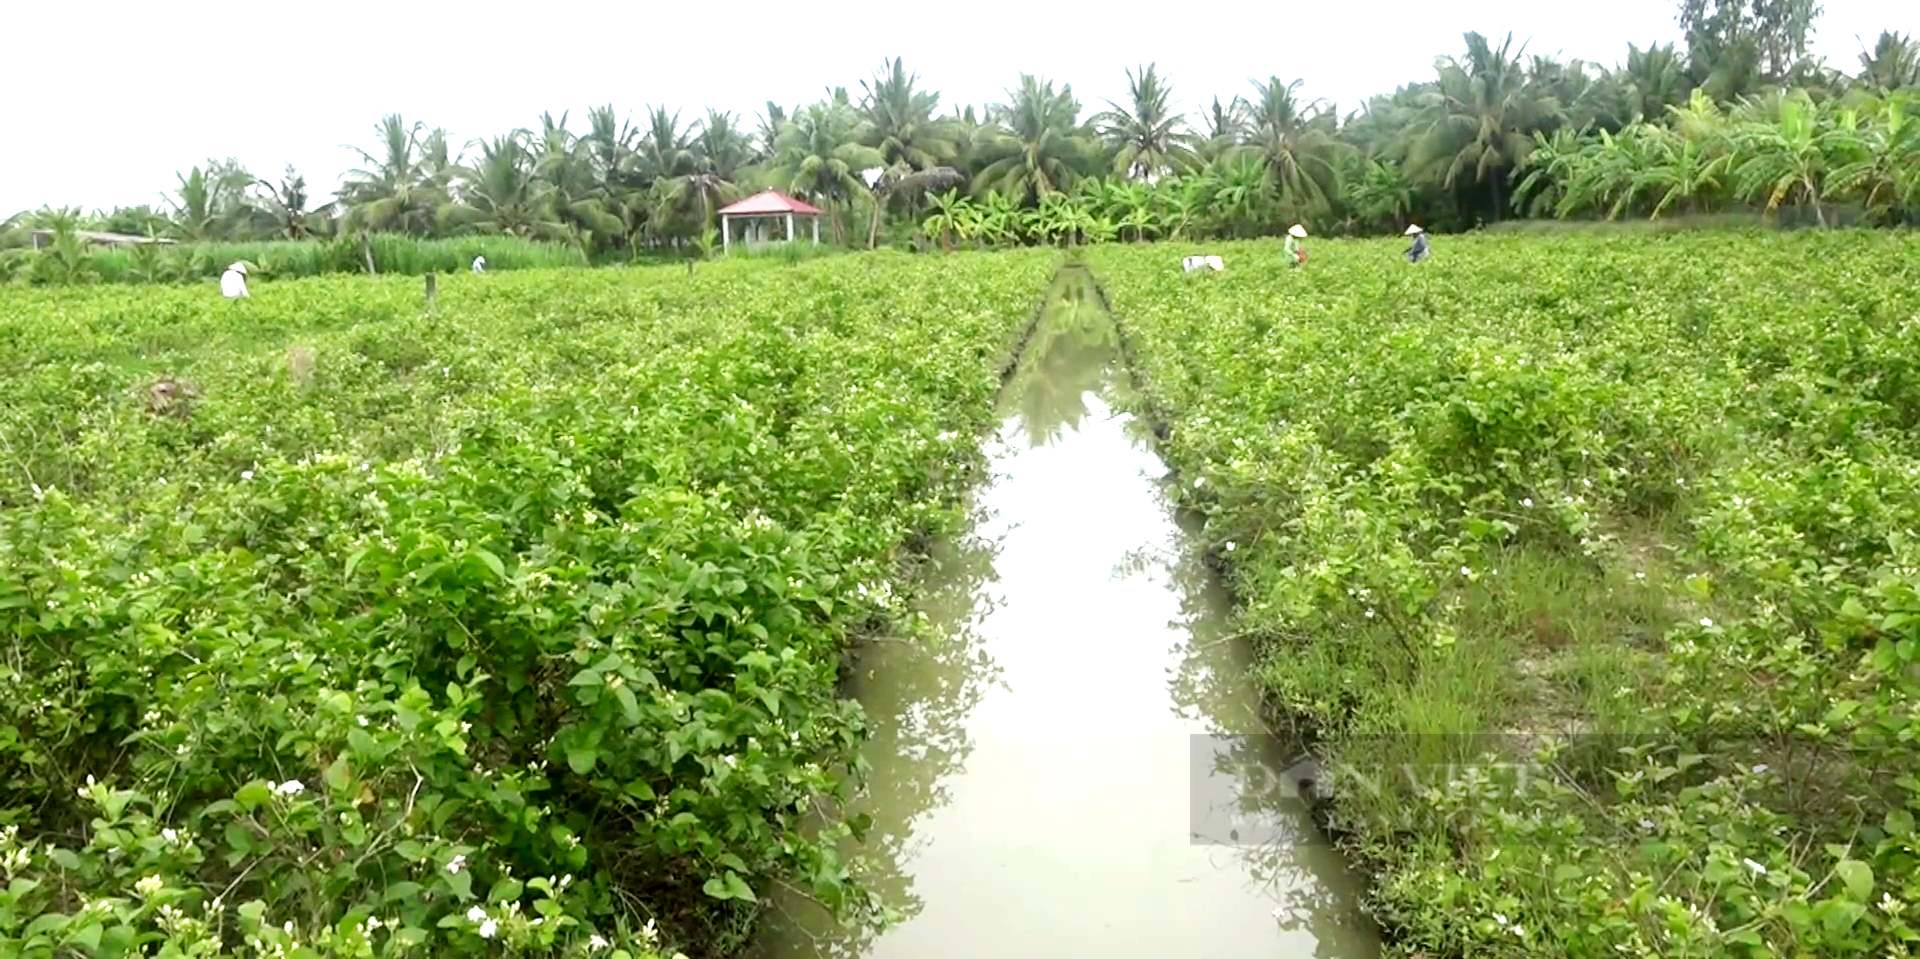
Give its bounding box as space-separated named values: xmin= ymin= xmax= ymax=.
xmin=751 ymin=275 xmax=1377 ymax=959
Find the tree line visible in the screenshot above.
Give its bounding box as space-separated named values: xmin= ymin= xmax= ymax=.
xmin=4 ymin=5 xmax=1917 ymax=268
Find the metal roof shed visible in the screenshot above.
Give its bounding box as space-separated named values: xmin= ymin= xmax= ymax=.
xmin=718 ymin=190 xmax=821 ymax=253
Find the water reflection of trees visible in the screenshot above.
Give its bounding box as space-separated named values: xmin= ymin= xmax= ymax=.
xmin=1001 ymin=272 xmax=1123 ymax=450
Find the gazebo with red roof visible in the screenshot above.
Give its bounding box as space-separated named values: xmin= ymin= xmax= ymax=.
xmin=718 ymin=190 xmax=822 ymax=253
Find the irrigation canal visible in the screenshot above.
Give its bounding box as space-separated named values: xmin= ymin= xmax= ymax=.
xmin=750 ymin=271 xmax=1377 ymax=958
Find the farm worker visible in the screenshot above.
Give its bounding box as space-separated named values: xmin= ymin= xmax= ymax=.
xmin=1182 ymin=255 xmax=1225 ymax=273
xmin=471 ymin=255 xmax=486 ymax=274
xmin=1205 ymin=255 xmax=1224 ymax=271
xmin=1404 ymin=224 xmax=1429 ymax=263
xmin=220 ymin=261 xmax=249 ymax=299
xmin=1284 ymin=224 xmax=1307 ymax=265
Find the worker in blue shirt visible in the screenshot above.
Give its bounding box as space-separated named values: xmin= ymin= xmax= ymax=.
xmin=1404 ymin=224 xmax=1429 ymax=263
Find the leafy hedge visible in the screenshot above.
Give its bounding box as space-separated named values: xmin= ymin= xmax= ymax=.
xmin=1087 ymin=232 xmax=1920 ymax=957
xmin=0 ymin=250 xmax=1057 ymax=957
xmin=3 ymin=234 xmax=589 ymax=287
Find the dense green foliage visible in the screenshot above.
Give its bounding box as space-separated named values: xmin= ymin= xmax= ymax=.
xmin=0 ymin=226 xmax=585 ymax=286
xmin=5 ymin=7 xmax=1917 ymax=283
xmin=1089 ymin=233 xmax=1920 ymax=957
xmin=0 ymin=251 xmax=1056 ymax=957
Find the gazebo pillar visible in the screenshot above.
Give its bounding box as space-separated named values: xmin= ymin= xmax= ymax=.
xmin=721 ymin=213 xmax=731 ymax=253
xmin=811 ymin=217 xmax=819 ymax=245
xmin=785 ymin=213 xmax=795 ymax=242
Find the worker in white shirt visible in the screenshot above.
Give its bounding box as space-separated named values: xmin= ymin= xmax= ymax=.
xmin=471 ymin=255 xmax=486 ymax=274
xmin=220 ymin=261 xmax=249 ymax=298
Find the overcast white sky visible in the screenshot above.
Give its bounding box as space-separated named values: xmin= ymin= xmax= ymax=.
xmin=2 ymin=0 xmax=1908 ymax=215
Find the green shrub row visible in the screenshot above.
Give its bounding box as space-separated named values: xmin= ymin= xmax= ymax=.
xmin=1088 ymin=232 xmax=1920 ymax=957
xmin=0 ymin=251 xmax=1057 ymax=957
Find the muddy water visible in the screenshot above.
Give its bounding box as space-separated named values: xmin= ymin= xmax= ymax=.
xmin=751 ymin=273 xmax=1377 ymax=958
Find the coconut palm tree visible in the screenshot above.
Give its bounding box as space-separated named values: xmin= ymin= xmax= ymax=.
xmin=766 ymin=99 xmax=885 ymax=241
xmin=444 ymin=131 xmax=564 ymax=238
xmin=1857 ymin=31 xmax=1920 ymax=93
xmin=1412 ymin=31 xmax=1562 ymax=218
xmin=1236 ymin=77 xmax=1340 ymax=222
xmin=1093 ymin=63 xmax=1197 ymax=181
xmin=531 ymin=112 xmax=624 ymax=247
xmin=1196 ymin=97 xmax=1245 ymax=164
xmin=860 ymin=58 xmax=958 ymax=171
xmin=695 ymin=110 xmax=755 ymax=182
xmin=973 ymin=74 xmax=1097 ymax=206
xmin=339 ymin=114 xmax=447 ymax=235
xmin=250 ymin=165 xmax=333 ymax=240
xmin=1621 ymin=42 xmax=1692 ymax=122
xmin=635 ymin=106 xmax=698 ymax=183
xmin=655 ymin=110 xmax=754 ymax=240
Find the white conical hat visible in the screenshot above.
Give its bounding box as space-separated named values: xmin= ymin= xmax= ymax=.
xmin=1206 ymin=255 xmax=1224 ymax=270
xmin=229 ymin=261 xmax=248 ymax=274
xmin=1404 ymin=224 xmax=1424 ymax=235
xmin=1288 ymin=224 xmax=1307 ymax=238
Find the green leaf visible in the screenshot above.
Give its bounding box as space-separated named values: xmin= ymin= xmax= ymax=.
xmin=470 ymin=548 xmax=506 ymax=580
xmin=566 ymin=745 xmax=598 ymax=775
xmin=1819 ymin=898 xmax=1866 ymax=935
xmin=67 ymin=922 xmax=102 ymax=951
xmin=1885 ymin=808 xmax=1915 ymax=837
xmin=234 ymin=780 xmax=272 ymax=810
xmin=488 ymin=877 xmax=525 ymax=904
xmin=701 ymin=871 xmax=755 ymax=902
xmin=614 ymin=684 xmax=641 ymax=724
xmin=1835 ymin=859 xmax=1874 ymax=901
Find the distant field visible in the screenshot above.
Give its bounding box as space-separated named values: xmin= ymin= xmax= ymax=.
xmin=1088 ymin=231 xmax=1920 ymax=958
